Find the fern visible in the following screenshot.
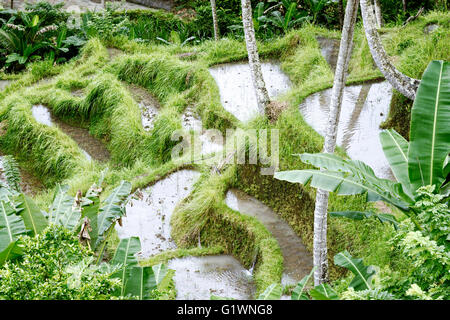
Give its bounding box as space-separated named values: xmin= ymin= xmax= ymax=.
xmin=0 ymin=155 xmax=22 ymax=193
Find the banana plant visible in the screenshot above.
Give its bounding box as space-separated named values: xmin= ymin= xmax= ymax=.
xmin=111 ymin=237 xmax=168 ymax=300
xmin=0 ymin=156 xmax=46 ymax=265
xmin=304 ymin=0 xmax=331 ymax=24
xmin=259 ymin=0 xmax=310 ymax=33
xmin=275 ymin=60 xmax=450 ymax=228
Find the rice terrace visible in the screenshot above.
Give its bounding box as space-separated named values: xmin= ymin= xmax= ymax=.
xmin=0 ymin=0 xmax=448 ymax=303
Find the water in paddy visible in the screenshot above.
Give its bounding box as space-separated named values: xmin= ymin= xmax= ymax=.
xmin=115 ymin=169 xmax=201 ymax=257
xmin=181 ymin=107 xmax=224 ymax=157
xmin=168 ymin=255 xmax=255 ymax=300
xmin=209 ymin=62 xmax=291 ymax=122
xmin=31 ymin=105 xmax=110 ymax=162
xmin=225 ymin=188 xmax=313 ymax=285
xmin=316 ymin=37 xmax=340 ymax=72
xmin=0 ymin=80 xmax=11 ymax=91
xmin=299 ymin=81 xmax=395 ymax=180
xmin=125 ymin=83 xmax=160 ymax=132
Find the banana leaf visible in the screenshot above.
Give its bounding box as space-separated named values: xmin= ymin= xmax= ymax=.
xmin=123 ymin=265 xmax=167 ymax=300
xmin=96 ymin=180 xmax=131 ymax=247
xmin=334 ymin=251 xmax=376 ymax=291
xmin=274 ymin=169 xmax=410 ymax=210
xmin=257 ymin=283 xmax=282 ymax=300
xmin=330 ymin=211 xmax=398 ymax=229
xmin=15 ymin=194 xmax=48 ymax=235
xmin=408 ymin=60 xmax=450 ymax=191
xmin=379 ymin=129 xmax=414 ymax=198
xmin=111 ymin=237 xmax=141 ymax=296
xmin=48 ymin=184 xmax=81 ymax=231
xmin=291 ymin=267 xmax=315 ymax=300
xmin=309 ymin=283 xmax=339 ymax=300
xmin=0 ymin=200 xmax=27 ymax=252
xmin=0 ymin=239 xmax=24 ymax=266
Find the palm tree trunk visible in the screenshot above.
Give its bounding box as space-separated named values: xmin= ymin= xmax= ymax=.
xmin=360 ymin=0 xmax=420 ymax=100
xmin=210 ymin=0 xmax=220 ymax=41
xmin=374 ymin=0 xmax=383 ymax=27
xmin=313 ymin=0 xmax=359 ymax=286
xmin=241 ymin=0 xmax=270 ymax=115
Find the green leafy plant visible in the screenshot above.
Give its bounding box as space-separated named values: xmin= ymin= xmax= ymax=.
xmin=0 ymin=162 xmax=168 ymax=300
xmin=259 ymin=0 xmax=310 ymax=33
xmin=304 ymin=0 xmax=331 ymax=24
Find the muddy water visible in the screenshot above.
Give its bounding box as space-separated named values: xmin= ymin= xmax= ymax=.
xmin=182 ymin=107 xmax=203 ymax=132
xmin=299 ymin=81 xmax=394 ymax=180
xmin=31 ymin=105 xmax=110 ymax=162
xmin=125 ymin=83 xmax=160 ymax=132
xmin=316 ymin=37 xmax=340 ymax=72
xmin=209 ymin=62 xmax=291 ymax=122
xmin=116 ymin=170 xmax=201 ymax=257
xmin=225 ymin=189 xmax=313 ymax=285
xmin=168 ymin=255 xmax=255 ymax=300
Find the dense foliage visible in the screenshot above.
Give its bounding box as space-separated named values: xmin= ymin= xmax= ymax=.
xmin=0 ymin=225 xmax=120 ymax=300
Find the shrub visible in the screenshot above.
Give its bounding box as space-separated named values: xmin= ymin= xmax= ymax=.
xmin=0 ymin=225 xmax=120 ymax=300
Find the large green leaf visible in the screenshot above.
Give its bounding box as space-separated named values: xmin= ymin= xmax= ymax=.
xmin=0 ymin=200 xmax=27 ymax=251
xmin=15 ymin=194 xmax=48 ymax=235
xmin=152 ymin=263 xmax=168 ymax=285
xmin=111 ymin=237 xmax=141 ymax=296
xmin=291 ymin=267 xmax=315 ymax=300
xmin=334 ymin=251 xmax=376 ymax=291
xmin=408 ymin=60 xmax=450 ymax=191
xmin=330 ymin=211 xmax=398 ymax=229
xmin=309 ymin=283 xmax=339 ymax=300
xmin=299 ymin=153 xmax=414 ymax=204
xmin=124 ymin=266 xmax=159 ymax=300
xmin=0 ymin=240 xmax=24 ymax=266
xmin=48 ymin=184 xmax=81 ymax=231
xmin=379 ymin=129 xmax=413 ymax=197
xmin=97 ymin=180 xmax=131 ymax=245
xmin=274 ymin=169 xmax=410 ymax=210
xmin=48 ymin=184 xmax=71 ymax=224
xmin=257 ymin=283 xmax=282 ymax=300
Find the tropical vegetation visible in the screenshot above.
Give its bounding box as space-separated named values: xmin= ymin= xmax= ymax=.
xmin=0 ymin=0 xmax=448 ymax=301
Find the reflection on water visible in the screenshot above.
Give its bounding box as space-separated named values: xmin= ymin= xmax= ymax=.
xmin=31 ymin=104 xmax=110 ymax=162
xmin=225 ymin=188 xmax=313 ymax=285
xmin=209 ymin=62 xmax=291 ymax=122
xmin=316 ymin=36 xmax=340 ymax=72
xmin=299 ymin=81 xmax=395 ymax=180
xmin=115 ymin=170 xmax=201 ymax=258
xmin=168 ymin=255 xmax=256 ymax=300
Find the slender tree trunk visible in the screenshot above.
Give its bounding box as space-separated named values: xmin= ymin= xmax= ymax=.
xmin=402 ymin=0 xmax=406 ymax=13
xmin=241 ymin=0 xmax=270 ymax=115
xmin=210 ymin=0 xmax=220 ymax=41
xmin=374 ymin=0 xmax=383 ymax=27
xmin=313 ymin=0 xmax=359 ymax=286
xmin=360 ymin=0 xmax=420 ymax=100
